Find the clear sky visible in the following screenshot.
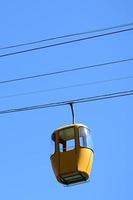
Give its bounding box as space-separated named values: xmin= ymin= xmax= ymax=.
xmin=0 ymin=1 xmax=133 ymax=200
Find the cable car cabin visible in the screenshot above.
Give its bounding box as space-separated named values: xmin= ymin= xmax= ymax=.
xmin=50 ymin=124 xmax=94 ymax=185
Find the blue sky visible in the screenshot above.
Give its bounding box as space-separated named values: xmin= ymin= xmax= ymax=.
xmin=0 ymin=1 xmax=133 ymax=200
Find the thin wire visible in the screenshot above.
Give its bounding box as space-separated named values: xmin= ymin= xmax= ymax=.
xmin=0 ymin=75 xmax=133 ymax=99
xmin=0 ymin=27 xmax=133 ymax=58
xmin=1 ymin=22 xmax=133 ymax=50
xmin=0 ymin=57 xmax=133 ymax=84
xmin=0 ymin=90 xmax=132 ymax=115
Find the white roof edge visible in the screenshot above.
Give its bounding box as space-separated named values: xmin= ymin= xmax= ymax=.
xmin=54 ymin=123 xmax=89 ymax=132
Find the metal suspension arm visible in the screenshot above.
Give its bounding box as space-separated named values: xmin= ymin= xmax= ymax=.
xmin=69 ymin=103 xmax=75 ymax=124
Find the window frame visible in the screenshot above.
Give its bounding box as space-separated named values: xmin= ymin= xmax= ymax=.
xmin=58 ymin=126 xmax=76 ymax=153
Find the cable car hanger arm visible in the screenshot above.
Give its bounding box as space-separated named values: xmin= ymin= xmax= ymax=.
xmin=69 ymin=103 xmax=75 ymax=124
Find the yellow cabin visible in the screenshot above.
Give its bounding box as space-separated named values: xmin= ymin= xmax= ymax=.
xmin=50 ymin=124 xmax=94 ymax=185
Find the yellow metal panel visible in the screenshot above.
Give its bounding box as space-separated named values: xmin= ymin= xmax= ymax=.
xmin=50 ymin=154 xmax=59 ymax=177
xmin=59 ymin=150 xmax=77 ymax=174
xmin=86 ymin=151 xmax=93 ymax=174
xmin=77 ymin=148 xmax=93 ymax=176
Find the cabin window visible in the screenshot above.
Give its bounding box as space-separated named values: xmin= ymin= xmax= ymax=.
xmin=59 ymin=127 xmax=75 ymax=152
xmin=79 ymin=127 xmax=93 ymax=150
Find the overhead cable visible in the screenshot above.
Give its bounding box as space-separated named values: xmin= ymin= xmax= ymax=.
xmin=0 ymin=90 xmax=133 ymax=115
xmin=0 ymin=75 xmax=133 ymax=99
xmin=1 ymin=22 xmax=133 ymax=50
xmin=0 ymin=57 xmax=133 ymax=84
xmin=0 ymin=27 xmax=133 ymax=58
